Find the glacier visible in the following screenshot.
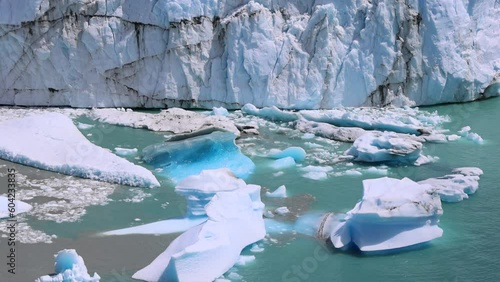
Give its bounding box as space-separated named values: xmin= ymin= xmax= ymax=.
xmin=0 ymin=112 xmax=160 ymax=188
xmin=0 ymin=0 xmax=498 ymax=108
xmin=36 ymin=249 xmax=100 ymax=282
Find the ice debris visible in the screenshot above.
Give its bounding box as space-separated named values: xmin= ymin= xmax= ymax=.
xmin=265 ymin=185 xmax=287 ymax=198
xmin=114 ymin=147 xmax=138 ymax=156
xmin=295 ymin=119 xmax=366 ymax=142
xmin=36 ymin=249 xmax=100 ymax=282
xmin=268 ymin=147 xmax=306 ymax=162
xmin=242 ymin=104 xmax=299 ymax=122
xmin=458 ymin=126 xmax=484 ymax=144
xmin=143 ymin=131 xmax=255 ymax=182
xmin=0 ymin=113 xmax=159 ymax=188
xmin=419 ymin=168 xmax=483 ymax=202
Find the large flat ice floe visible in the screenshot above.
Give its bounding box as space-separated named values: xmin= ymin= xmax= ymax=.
xmin=91 ymin=108 xmax=240 ymax=136
xmin=133 ymin=169 xmax=265 ymax=282
xmin=143 ymin=131 xmax=254 ymax=182
xmin=36 ymin=249 xmax=100 ymax=282
xmin=0 ymin=113 xmax=159 ymax=188
xmin=329 ymin=177 xmax=443 ymax=252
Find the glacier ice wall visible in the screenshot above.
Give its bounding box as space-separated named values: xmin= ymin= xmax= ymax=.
xmin=0 ymin=0 xmax=499 ymax=109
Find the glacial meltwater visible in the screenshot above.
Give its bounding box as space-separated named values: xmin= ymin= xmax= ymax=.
xmin=0 ymin=98 xmax=499 ymax=281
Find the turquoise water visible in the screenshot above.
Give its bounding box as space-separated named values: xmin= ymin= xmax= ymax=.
xmin=7 ymin=97 xmax=500 ymax=281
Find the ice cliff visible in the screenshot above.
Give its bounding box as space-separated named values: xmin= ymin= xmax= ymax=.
xmin=0 ymin=0 xmax=499 ymax=109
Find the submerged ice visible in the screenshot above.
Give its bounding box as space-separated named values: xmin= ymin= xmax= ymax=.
xmin=143 ymin=131 xmax=255 ymax=182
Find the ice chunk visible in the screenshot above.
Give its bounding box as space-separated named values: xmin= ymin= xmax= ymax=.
xmin=458 ymin=126 xmax=484 ymax=144
xmin=249 ymin=244 xmax=265 ymax=253
xmin=36 ymin=249 xmax=100 ymax=282
xmin=268 ymin=147 xmax=306 ymax=162
xmin=235 ymin=255 xmax=255 ymax=266
xmin=344 ymin=169 xmax=363 ymax=176
xmin=91 ymin=108 xmax=239 ymax=136
xmin=0 ymin=113 xmax=159 ymax=188
xmin=114 ymin=147 xmax=138 ymax=156
xmin=143 ymin=131 xmax=255 ymax=182
xmin=212 ymin=107 xmax=229 ymax=116
xmin=419 ymin=168 xmax=483 ymax=202
xmin=265 ymin=185 xmax=287 ymax=198
xmin=242 ymin=104 xmax=299 ymax=122
xmin=275 ymin=207 xmax=290 ymax=215
xmin=132 ymin=187 xmax=265 ymax=282
xmin=295 ymin=119 xmax=366 ymax=142
xmin=270 ymin=157 xmax=296 ymax=170
xmin=345 ymin=132 xmax=423 ymax=165
xmin=300 ymin=165 xmax=333 ymax=180
xmin=447 ymin=134 xmax=461 ymax=141
xmin=76 ymin=122 xmax=94 ymax=130
xmin=0 ymin=196 xmax=32 ymax=218
xmin=330 ymin=177 xmax=443 ymax=252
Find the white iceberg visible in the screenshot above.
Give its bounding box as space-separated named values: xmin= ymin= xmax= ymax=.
xmin=143 ymin=131 xmax=255 ymax=182
xmin=0 ymin=196 xmax=32 ymax=218
xmin=0 ymin=113 xmax=159 ymax=188
xmin=419 ymin=168 xmax=483 ymax=202
xmin=265 ymin=185 xmax=287 ymax=198
xmin=268 ymin=147 xmax=306 ymax=162
xmin=133 ymin=185 xmax=265 ymax=282
xmin=36 ymin=249 xmax=100 ymax=282
xmin=345 ymin=132 xmax=424 ymax=165
xmin=330 ymin=177 xmax=443 ymax=252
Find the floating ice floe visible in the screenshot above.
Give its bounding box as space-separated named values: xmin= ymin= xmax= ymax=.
xmin=114 ymin=147 xmax=138 ymax=156
xmin=90 ymin=108 xmax=240 ymax=136
xmin=76 ymin=122 xmax=94 ymax=130
xmin=419 ymin=167 xmax=483 ymax=202
xmin=242 ymin=104 xmax=299 ymax=122
xmin=295 ymin=119 xmax=366 ymax=142
xmin=329 ymin=177 xmax=443 ymax=252
xmin=268 ymin=147 xmax=306 ymax=162
xmin=101 ymin=169 xmax=261 ymax=236
xmin=132 ymin=176 xmax=265 ymax=282
xmin=265 ymin=185 xmax=287 ymax=198
xmin=0 ymin=196 xmax=32 ymax=218
xmin=143 ymin=131 xmax=255 ymax=182
xmin=300 ymin=165 xmax=333 ymax=180
xmin=458 ymin=126 xmax=484 ymax=144
xmin=345 ymin=132 xmax=427 ymax=165
xmin=300 ymin=107 xmax=447 ymax=135
xmin=36 ymin=249 xmax=100 ymax=282
xmin=270 ymin=157 xmax=296 ymax=170
xmin=0 ymin=113 xmax=159 ymax=188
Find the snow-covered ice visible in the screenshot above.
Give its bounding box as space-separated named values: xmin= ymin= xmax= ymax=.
xmin=143 ymin=131 xmax=254 ymax=182
xmin=0 ymin=196 xmax=32 ymax=218
xmin=0 ymin=113 xmax=159 ymax=188
xmin=265 ymin=185 xmax=287 ymax=198
xmin=295 ymin=119 xmax=366 ymax=142
xmin=36 ymin=249 xmax=100 ymax=282
xmin=132 ymin=184 xmax=265 ymax=282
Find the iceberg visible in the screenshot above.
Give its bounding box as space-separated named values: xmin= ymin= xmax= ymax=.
xmin=270 ymin=157 xmax=296 ymax=170
xmin=268 ymin=147 xmax=306 ymax=162
xmin=143 ymin=131 xmax=255 ymax=182
xmin=458 ymin=126 xmax=484 ymax=144
xmin=114 ymin=147 xmax=138 ymax=156
xmin=330 ymin=177 xmax=443 ymax=252
xmin=36 ymin=249 xmax=100 ymax=282
xmin=295 ymin=119 xmax=366 ymax=142
xmin=345 ymin=132 xmax=424 ymax=165
xmin=242 ymin=104 xmax=299 ymax=122
xmin=419 ymin=168 xmax=483 ymax=202
xmin=133 ymin=182 xmax=265 ymax=282
xmin=0 ymin=113 xmax=159 ymax=188
xmin=0 ymin=196 xmax=32 ymax=218
xmin=265 ymin=185 xmax=287 ymax=198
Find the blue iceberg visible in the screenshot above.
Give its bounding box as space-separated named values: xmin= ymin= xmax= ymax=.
xmin=143 ymin=131 xmax=255 ymax=182
xmin=36 ymin=249 xmax=100 ymax=282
